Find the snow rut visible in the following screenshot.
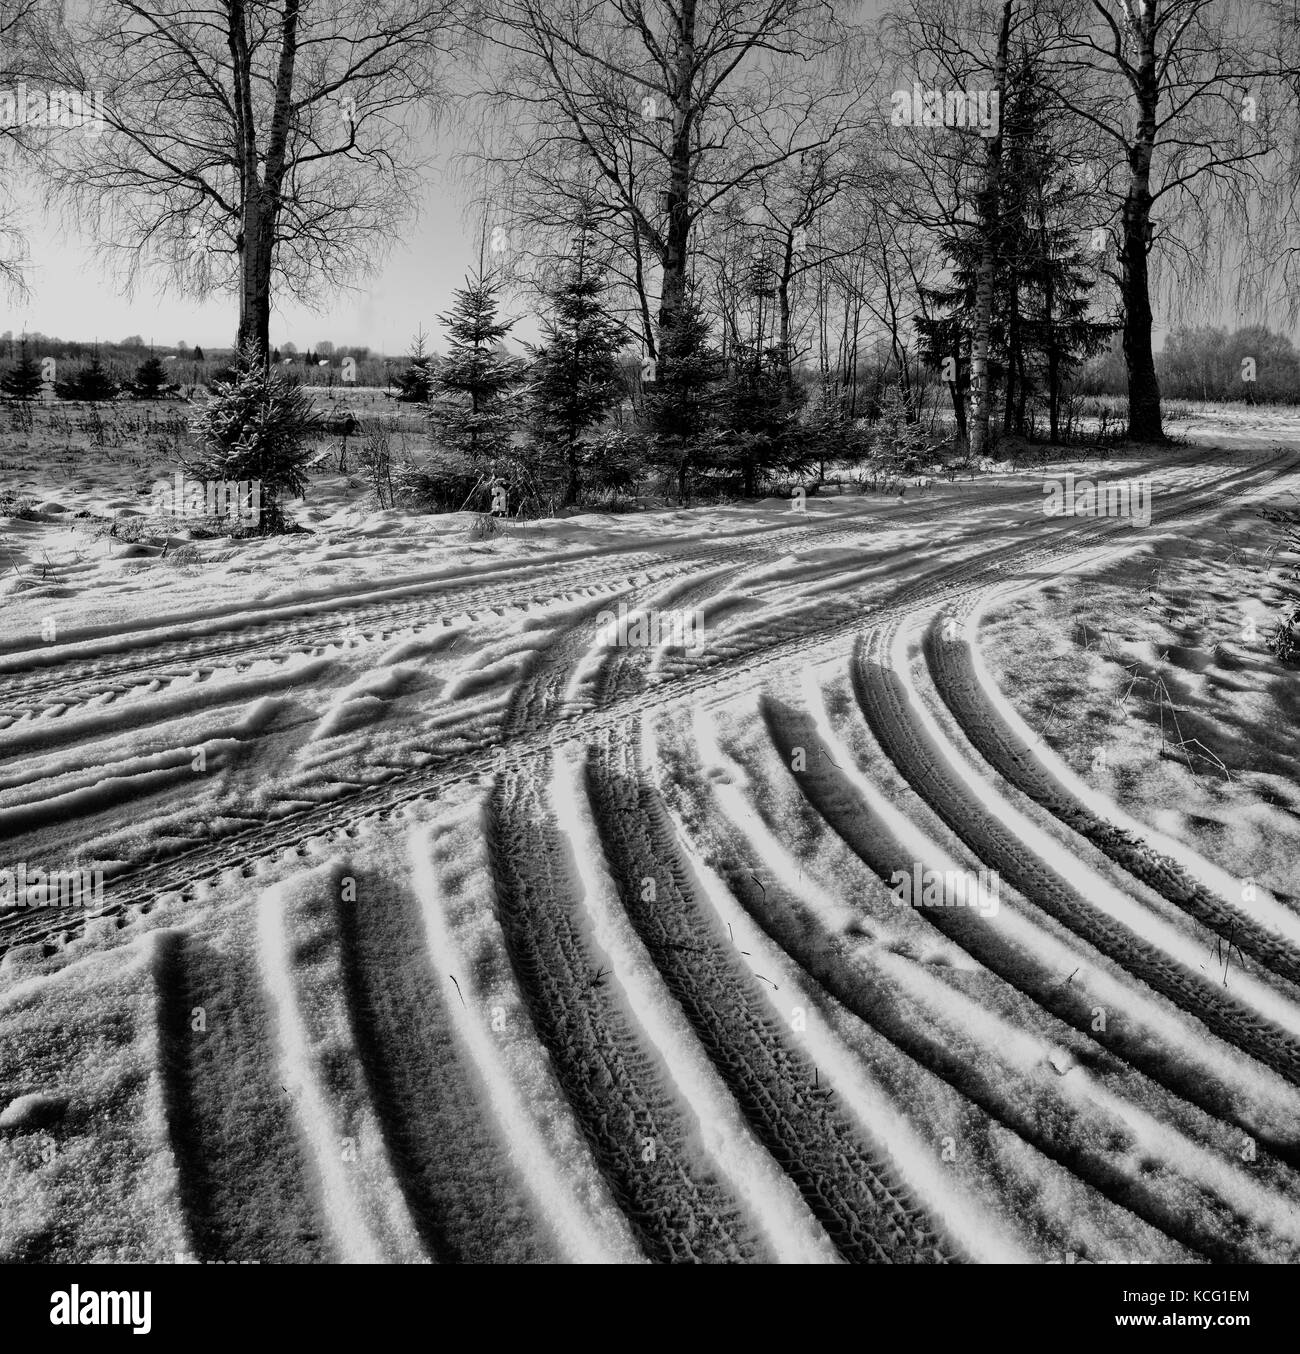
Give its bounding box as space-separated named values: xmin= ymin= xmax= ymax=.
xmin=582 ymin=721 xmax=958 ymax=1263
xmin=925 ymin=616 xmax=1300 ymax=988
xmin=485 ymin=761 xmax=760 ymax=1262
xmin=0 ymin=522 xmax=847 ymax=719
xmin=256 ymin=868 xmax=430 ymax=1262
xmin=852 ymin=622 xmax=1300 ymax=1089
xmin=332 ymin=861 xmax=551 ymax=1262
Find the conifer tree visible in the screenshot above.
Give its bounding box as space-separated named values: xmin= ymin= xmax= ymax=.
xmin=429 ymin=271 xmax=524 ymax=467
xmin=56 ymin=351 xmax=119 ymax=401
xmin=528 ymin=227 xmax=626 ymax=506
xmin=642 ymin=291 xmax=722 ymax=503
xmin=133 ymin=352 xmax=168 ymax=399
xmin=394 ymin=327 xmax=436 ymax=403
xmin=716 ymin=337 xmax=807 ymax=498
xmin=917 ymin=49 xmax=1113 ymax=444
xmin=0 ymin=339 xmax=43 ymax=402
xmin=187 ymin=341 xmax=315 ymax=533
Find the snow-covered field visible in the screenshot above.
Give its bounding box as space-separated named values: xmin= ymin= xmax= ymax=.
xmin=1 ymin=401 xmax=1298 ymax=1263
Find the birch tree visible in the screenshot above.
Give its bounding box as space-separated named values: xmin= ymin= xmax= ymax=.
xmin=1049 ymin=1 xmax=1281 ymax=441
xmin=27 ymin=0 xmax=463 ymax=358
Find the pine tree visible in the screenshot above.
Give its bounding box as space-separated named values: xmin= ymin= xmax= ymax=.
xmin=133 ymin=353 xmax=167 ymax=399
xmin=193 ymin=345 xmax=205 ymax=363
xmin=394 ymin=327 xmax=436 ymax=403
xmin=528 ymin=229 xmax=626 ymax=506
xmin=0 ymin=340 xmax=43 ymax=401
xmin=429 ymin=271 xmax=524 ymax=468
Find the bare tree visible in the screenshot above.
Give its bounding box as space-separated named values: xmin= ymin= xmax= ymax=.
xmin=473 ymin=0 xmax=863 ymax=371
xmin=1048 ymin=0 xmax=1282 ymax=441
xmin=0 ymin=0 xmax=51 ymax=300
xmin=26 ymin=0 xmax=465 ymax=358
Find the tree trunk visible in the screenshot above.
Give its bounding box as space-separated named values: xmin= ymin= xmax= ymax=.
xmin=778 ymin=243 xmax=793 ymax=394
xmin=1121 ymin=5 xmax=1164 ymax=442
xmin=563 ymin=431 xmax=580 ymax=506
xmin=236 ymin=213 xmax=274 ymax=360
xmin=1004 ymin=287 xmax=1019 ymax=436
xmin=949 ymin=379 xmax=968 ymax=446
xmin=1042 ymin=212 xmax=1060 ymax=443
xmin=968 ymin=0 xmax=1013 ymax=461
xmin=230 ymin=0 xmax=298 ymax=367
xmin=656 ymin=0 xmax=697 ymax=349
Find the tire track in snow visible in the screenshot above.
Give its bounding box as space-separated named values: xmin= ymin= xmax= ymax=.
xmin=408 ymin=811 xmax=644 ymax=1264
xmin=256 ymin=869 xmax=429 ymax=1263
xmin=0 ymin=519 xmax=861 ymax=717
xmin=641 ymin=708 xmax=1029 ymax=1263
xmin=486 ymin=761 xmax=758 ymax=1262
xmin=854 ymin=618 xmax=1300 ymax=1088
xmin=583 ymin=721 xmax=957 ymax=1263
xmin=551 ymin=747 xmax=836 ymax=1263
xmin=926 ymin=614 xmax=1300 ymax=987
xmin=762 ymin=677 xmax=1300 ymax=1169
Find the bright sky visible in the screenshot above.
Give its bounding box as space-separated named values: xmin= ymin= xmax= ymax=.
xmin=5 ymin=138 xmax=511 ymax=355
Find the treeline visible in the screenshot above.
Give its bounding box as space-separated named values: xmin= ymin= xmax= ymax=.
xmin=0 ymin=339 xmax=422 ymax=397
xmin=0 ymin=333 xmax=398 ymax=369
xmin=1078 ymin=327 xmax=1300 ymax=404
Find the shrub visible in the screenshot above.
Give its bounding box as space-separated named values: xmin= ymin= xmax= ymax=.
xmin=356 ymin=421 xmax=396 ymax=508
xmin=391 ymin=449 xmax=483 ymax=513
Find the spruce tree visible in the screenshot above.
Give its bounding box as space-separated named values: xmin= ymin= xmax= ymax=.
xmin=187 ymin=341 xmax=315 ymax=534
xmin=394 ymin=327 xmax=436 ymax=403
xmin=528 ymin=229 xmax=626 ymax=506
xmin=0 ymin=340 xmax=43 ymax=402
xmin=917 ymin=51 xmax=1113 ymax=445
xmin=716 ymin=338 xmax=807 ymax=498
xmin=429 ymin=271 xmax=524 ymax=468
xmin=642 ymin=293 xmax=722 ymax=504
xmin=133 ymin=352 xmax=167 ymax=399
